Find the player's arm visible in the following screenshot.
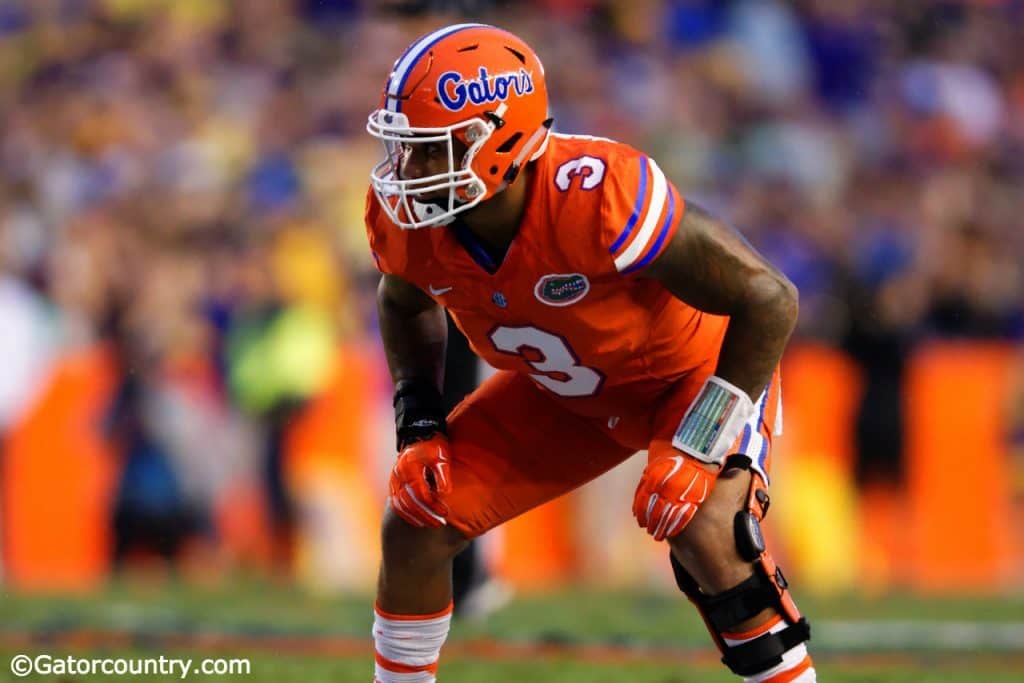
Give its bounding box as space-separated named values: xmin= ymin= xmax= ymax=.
xmin=634 ymin=200 xmax=797 ymax=540
xmin=377 ymin=273 xmax=452 ymax=527
xmin=377 ymin=273 xmax=447 ymax=391
xmin=646 ymin=200 xmax=798 ymax=401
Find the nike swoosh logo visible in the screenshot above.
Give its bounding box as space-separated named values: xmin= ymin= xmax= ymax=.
xmin=429 ymin=284 xmax=453 ymax=296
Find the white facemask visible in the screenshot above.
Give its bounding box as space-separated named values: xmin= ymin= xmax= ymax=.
xmin=366 ymin=110 xmax=492 ymax=229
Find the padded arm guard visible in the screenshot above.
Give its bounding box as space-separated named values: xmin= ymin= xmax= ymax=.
xmin=671 ymin=376 xmax=755 ymax=467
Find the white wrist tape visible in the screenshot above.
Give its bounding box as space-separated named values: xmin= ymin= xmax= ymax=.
xmin=672 ymin=376 xmax=756 ymax=466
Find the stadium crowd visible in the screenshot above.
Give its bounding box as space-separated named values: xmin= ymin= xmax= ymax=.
xmin=0 ymin=0 xmax=1021 ymax=572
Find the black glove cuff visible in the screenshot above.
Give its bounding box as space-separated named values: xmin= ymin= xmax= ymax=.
xmin=394 ymin=378 xmax=447 ymax=450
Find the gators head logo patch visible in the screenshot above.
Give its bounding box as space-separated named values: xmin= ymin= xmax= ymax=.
xmin=534 ymin=273 xmax=590 ymax=307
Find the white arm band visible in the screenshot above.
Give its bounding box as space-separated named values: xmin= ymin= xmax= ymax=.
xmin=671 ymin=376 xmax=756 ymax=466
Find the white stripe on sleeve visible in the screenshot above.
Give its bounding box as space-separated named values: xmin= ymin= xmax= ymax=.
xmin=613 ymin=157 xmax=667 ymax=272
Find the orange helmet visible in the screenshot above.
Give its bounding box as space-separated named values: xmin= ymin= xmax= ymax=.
xmin=367 ymin=24 xmax=552 ymax=229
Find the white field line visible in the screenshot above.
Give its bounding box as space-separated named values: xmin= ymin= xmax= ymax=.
xmin=815 ymin=620 xmax=1024 ymax=651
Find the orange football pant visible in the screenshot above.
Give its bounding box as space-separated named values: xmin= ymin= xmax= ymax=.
xmin=441 ymin=367 xmax=781 ymax=539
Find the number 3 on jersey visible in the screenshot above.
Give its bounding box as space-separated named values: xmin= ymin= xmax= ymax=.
xmin=554 ymin=155 xmax=606 ymax=191
xmin=488 ymin=325 xmax=604 ymax=397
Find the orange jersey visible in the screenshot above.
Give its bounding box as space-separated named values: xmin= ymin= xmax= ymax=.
xmin=365 ymin=133 xmax=728 ymax=416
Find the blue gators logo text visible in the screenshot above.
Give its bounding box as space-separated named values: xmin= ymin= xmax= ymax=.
xmin=534 ymin=273 xmax=590 ymax=307
xmin=437 ymin=67 xmax=534 ymax=112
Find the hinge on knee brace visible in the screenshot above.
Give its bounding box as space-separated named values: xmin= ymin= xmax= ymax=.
xmin=735 ymin=511 xmax=766 ymax=562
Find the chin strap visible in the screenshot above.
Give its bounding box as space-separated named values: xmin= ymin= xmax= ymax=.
xmin=409 ymin=200 xmax=458 ymax=227
xmin=496 ymin=117 xmax=554 ymax=189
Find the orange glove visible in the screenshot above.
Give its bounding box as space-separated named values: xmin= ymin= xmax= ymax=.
xmin=632 ymin=443 xmax=718 ymax=541
xmin=388 ymin=435 xmax=452 ymax=528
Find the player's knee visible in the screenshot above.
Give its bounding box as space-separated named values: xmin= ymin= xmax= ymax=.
xmin=669 ymin=515 xmax=746 ymax=593
xmin=381 ymin=506 xmax=471 ymax=568
xmin=668 ymin=468 xmax=756 ymax=593
xmin=675 ymin=496 xmax=733 ymax=548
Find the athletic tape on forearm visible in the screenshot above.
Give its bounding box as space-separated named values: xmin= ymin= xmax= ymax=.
xmin=671 ymin=376 xmax=755 ymax=466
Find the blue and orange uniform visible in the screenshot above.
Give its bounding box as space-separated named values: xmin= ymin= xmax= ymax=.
xmin=366 ymin=132 xmax=781 ymax=538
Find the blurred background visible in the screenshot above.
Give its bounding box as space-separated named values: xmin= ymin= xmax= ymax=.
xmin=1 ymin=0 xmax=1022 ymax=617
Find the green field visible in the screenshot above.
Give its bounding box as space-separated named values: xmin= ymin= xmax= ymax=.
xmin=1 ymin=579 xmax=1021 ymax=681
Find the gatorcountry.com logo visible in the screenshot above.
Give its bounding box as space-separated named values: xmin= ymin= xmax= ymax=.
xmin=534 ymin=273 xmax=590 ymax=307
xmin=436 ymin=67 xmax=534 ymax=112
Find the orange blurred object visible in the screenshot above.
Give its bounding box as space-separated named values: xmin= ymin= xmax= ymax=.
xmin=906 ymin=343 xmax=1018 ymax=591
xmin=2 ymin=345 xmax=118 ymax=591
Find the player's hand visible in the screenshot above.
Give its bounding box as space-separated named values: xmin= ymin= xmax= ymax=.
xmin=632 ymin=444 xmax=718 ymax=541
xmin=388 ymin=435 xmax=452 ymax=528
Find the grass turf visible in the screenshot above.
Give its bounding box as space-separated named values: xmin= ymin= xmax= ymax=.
xmin=1 ymin=578 xmax=1021 ymax=681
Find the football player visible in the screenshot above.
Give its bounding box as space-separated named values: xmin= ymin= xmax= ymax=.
xmin=365 ymin=24 xmax=814 ymax=683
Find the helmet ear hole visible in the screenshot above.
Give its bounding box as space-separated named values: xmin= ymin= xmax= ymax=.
xmin=496 ymin=132 xmax=522 ymax=154
xmin=489 ymin=165 xmax=499 ymax=175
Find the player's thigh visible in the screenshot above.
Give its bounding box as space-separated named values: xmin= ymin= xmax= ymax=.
xmin=445 ymin=371 xmax=634 ymax=539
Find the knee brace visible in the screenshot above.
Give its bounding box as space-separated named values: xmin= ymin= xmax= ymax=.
xmin=670 ymin=456 xmax=811 ymax=677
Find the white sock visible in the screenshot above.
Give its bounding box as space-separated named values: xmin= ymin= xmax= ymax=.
xmin=373 ymin=602 xmax=452 ymax=683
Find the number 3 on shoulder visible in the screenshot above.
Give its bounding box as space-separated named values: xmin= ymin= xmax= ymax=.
xmin=554 ymin=156 xmax=606 ymax=192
